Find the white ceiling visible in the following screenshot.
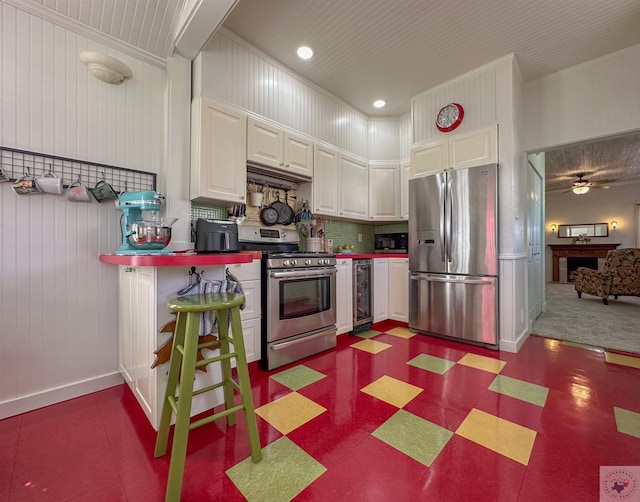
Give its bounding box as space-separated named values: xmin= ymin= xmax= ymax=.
xmin=9 ymin=0 xmax=640 ymax=188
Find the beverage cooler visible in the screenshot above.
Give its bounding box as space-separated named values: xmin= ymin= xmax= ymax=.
xmin=353 ymin=259 xmax=373 ymax=332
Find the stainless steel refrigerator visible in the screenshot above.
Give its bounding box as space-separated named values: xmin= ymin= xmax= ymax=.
xmin=408 ymin=163 xmax=498 ymax=348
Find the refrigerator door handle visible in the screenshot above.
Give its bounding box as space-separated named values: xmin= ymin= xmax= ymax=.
xmin=446 ymin=176 xmax=453 ymax=263
xmin=439 ymin=178 xmax=446 ymax=262
xmin=410 ymin=274 xmax=494 ymax=286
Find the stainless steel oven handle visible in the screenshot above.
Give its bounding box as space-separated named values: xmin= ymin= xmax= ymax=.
xmin=270 ymin=268 xmax=337 ymax=279
xmin=270 ymin=330 xmax=334 ymax=350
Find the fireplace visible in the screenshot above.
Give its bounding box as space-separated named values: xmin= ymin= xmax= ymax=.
xmin=567 ymin=257 xmax=598 ymax=282
xmin=548 ymin=244 xmax=620 ymax=283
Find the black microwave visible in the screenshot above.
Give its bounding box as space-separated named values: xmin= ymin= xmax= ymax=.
xmin=374 ymin=233 xmax=408 ymax=253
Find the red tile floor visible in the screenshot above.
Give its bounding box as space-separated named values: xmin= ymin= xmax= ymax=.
xmin=2 ymin=321 xmax=639 ymax=501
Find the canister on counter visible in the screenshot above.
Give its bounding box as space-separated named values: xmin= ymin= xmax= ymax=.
xmin=324 ymin=238 xmax=333 ymax=253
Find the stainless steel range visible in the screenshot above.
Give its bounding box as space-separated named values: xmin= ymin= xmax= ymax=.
xmin=238 ymin=226 xmax=337 ymax=370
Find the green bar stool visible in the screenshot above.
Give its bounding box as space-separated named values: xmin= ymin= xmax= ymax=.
xmin=154 ymin=292 xmax=262 ymax=502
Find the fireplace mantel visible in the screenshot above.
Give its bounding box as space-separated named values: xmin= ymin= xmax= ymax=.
xmin=548 ymin=244 xmax=620 ymax=282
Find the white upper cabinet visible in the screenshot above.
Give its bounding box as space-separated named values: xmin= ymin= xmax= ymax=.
xmin=338 ymin=153 xmax=369 ymax=219
xmin=410 ymin=124 xmax=498 ymax=178
xmin=191 ymin=97 xmax=247 ymax=204
xmin=448 ymin=124 xmax=498 ymax=169
xmin=410 ymin=138 xmax=448 ymax=178
xmin=369 ymin=162 xmax=400 ymax=221
xmin=247 ymin=117 xmax=313 ymax=178
xmin=312 ymin=143 xmax=339 ymax=217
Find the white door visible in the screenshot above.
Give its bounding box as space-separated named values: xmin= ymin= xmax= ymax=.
xmin=527 ymin=158 xmax=544 ymax=326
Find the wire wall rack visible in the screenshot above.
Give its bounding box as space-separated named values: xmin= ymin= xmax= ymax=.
xmin=0 ymin=146 xmax=156 ymax=193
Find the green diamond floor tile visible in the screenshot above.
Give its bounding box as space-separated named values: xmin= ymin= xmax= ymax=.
xmin=226 ymin=436 xmax=326 ymax=502
xmin=614 ymin=407 xmax=640 ymax=438
xmin=372 ymin=409 xmax=454 ymax=467
xmin=354 ymin=329 xmax=381 ymax=339
xmin=407 ymin=353 xmax=456 ymax=375
xmin=488 ymin=375 xmax=549 ymax=407
xmin=270 ymin=365 xmax=327 ymax=391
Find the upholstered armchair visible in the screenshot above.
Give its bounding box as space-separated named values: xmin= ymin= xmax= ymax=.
xmin=574 ymin=248 xmax=640 ymax=305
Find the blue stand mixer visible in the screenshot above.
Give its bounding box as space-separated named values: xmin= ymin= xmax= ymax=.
xmin=116 ymin=191 xmax=174 ymax=255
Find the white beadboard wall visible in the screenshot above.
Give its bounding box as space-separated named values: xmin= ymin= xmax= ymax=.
xmin=368 ymin=118 xmax=400 ymax=161
xmin=195 ymin=29 xmax=371 ymax=159
xmin=411 ymin=61 xmax=499 ymax=145
xmin=524 ymin=43 xmax=640 ymax=152
xmin=0 ymin=3 xmax=166 ymax=418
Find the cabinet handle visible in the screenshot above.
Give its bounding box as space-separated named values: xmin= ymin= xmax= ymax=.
xmin=285 ymin=163 xmax=290 ymax=168
xmin=124 ymin=267 xmax=135 ymax=273
xmin=239 ymin=195 xmax=245 ymax=200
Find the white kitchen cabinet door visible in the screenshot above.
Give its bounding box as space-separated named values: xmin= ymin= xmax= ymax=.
xmin=388 ymin=258 xmax=409 ymax=322
xmin=400 ymin=160 xmax=410 ymax=220
xmin=448 ymin=124 xmax=498 ymax=169
xmin=118 ymin=266 xmax=135 ymax=387
xmin=313 ymin=143 xmax=339 ymax=217
xmin=338 ymin=153 xmax=369 ymax=219
xmin=247 ymin=117 xmax=283 ymax=169
xmin=336 ymin=259 xmax=353 ymax=335
xmin=410 ymin=138 xmax=448 ymax=178
xmin=227 ymin=260 xmax=261 ymax=362
xmin=373 ymin=258 xmax=389 ymax=323
xmin=191 ymin=97 xmax=247 ymax=205
xmin=131 ymin=266 xmax=157 ymax=425
xmin=283 ymin=131 xmax=314 ymax=177
xmin=369 ymin=163 xmax=400 ymax=221
xmin=247 ymin=117 xmax=314 ymax=178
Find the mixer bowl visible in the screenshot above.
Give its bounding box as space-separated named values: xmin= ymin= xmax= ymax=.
xmin=127 ymin=221 xmax=172 ymax=250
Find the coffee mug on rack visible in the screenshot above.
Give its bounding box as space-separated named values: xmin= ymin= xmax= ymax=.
xmin=65 ymin=180 xmax=92 ymax=202
xmin=12 ymin=173 xmax=43 ymax=195
xmin=90 ymin=179 xmax=118 ymax=202
xmin=36 ymin=173 xmax=63 ymax=195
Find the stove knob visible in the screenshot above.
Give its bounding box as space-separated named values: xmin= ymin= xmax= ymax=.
xmin=283 ymin=260 xmax=290 ymax=266
xmin=318 ymin=259 xmax=325 ymax=265
xmin=305 ymin=259 xmax=312 ymax=265
xmin=291 ymin=259 xmax=297 ymax=266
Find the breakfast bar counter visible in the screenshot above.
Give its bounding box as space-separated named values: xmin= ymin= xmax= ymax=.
xmin=101 ymin=251 xmax=262 ymax=430
xmin=99 ymin=251 xmax=260 ymax=266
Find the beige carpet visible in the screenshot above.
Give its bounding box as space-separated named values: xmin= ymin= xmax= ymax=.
xmin=531 ymin=283 xmax=640 ymax=355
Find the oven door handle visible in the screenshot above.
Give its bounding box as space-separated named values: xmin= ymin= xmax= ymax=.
xmin=269 ymin=268 xmax=337 ymax=279
xmin=270 ymin=329 xmax=334 ymax=350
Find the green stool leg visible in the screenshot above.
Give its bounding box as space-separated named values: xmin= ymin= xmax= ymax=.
xmin=217 ymin=309 xmax=237 ymax=426
xmin=229 ymin=306 xmax=262 ymax=463
xmin=154 ymin=311 xmax=188 ymax=457
xmin=164 ymin=311 xmax=200 ymax=502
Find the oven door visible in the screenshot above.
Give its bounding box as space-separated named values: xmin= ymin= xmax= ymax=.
xmin=267 ymin=267 xmax=336 ymax=342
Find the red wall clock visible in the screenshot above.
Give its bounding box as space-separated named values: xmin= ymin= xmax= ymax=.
xmin=435 ymin=103 xmax=464 ymax=132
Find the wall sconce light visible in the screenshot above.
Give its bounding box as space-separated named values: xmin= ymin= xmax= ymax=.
xmin=610 ymin=220 xmax=618 ymax=230
xmin=551 ymin=224 xmax=557 ymax=232
xmin=79 ymin=51 xmax=132 ymax=85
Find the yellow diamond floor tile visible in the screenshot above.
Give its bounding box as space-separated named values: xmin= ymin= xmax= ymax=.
xmin=604 ymin=352 xmax=640 ymax=369
xmin=455 ymin=408 xmax=537 ymax=466
xmin=361 ymin=375 xmax=423 ymax=408
xmin=255 ymin=391 xmax=326 ymax=435
xmin=386 ymin=326 xmax=416 ymax=339
xmin=457 ymin=353 xmax=507 ymax=374
xmin=351 ymin=338 xmax=392 ymax=354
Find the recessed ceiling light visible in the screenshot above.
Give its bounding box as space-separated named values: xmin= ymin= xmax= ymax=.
xmin=297 ymin=46 xmax=313 ymax=59
xmin=373 ymin=100 xmax=386 ymax=108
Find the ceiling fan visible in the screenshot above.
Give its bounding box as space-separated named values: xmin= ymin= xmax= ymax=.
xmin=547 ymin=172 xmax=615 ymax=194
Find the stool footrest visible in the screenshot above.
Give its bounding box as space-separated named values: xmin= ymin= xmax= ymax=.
xmin=190 ymin=403 xmax=245 ymax=430
xmin=195 ymin=351 xmax=235 ymax=369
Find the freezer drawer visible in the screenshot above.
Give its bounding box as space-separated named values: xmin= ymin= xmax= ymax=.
xmin=409 ymin=273 xmax=498 ymax=347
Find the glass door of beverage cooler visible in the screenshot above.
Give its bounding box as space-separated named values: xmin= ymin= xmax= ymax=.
xmin=353 ymin=259 xmax=373 ymax=330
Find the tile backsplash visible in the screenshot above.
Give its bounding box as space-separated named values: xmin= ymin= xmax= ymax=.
xmin=190 ymin=201 xmax=408 ymax=253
